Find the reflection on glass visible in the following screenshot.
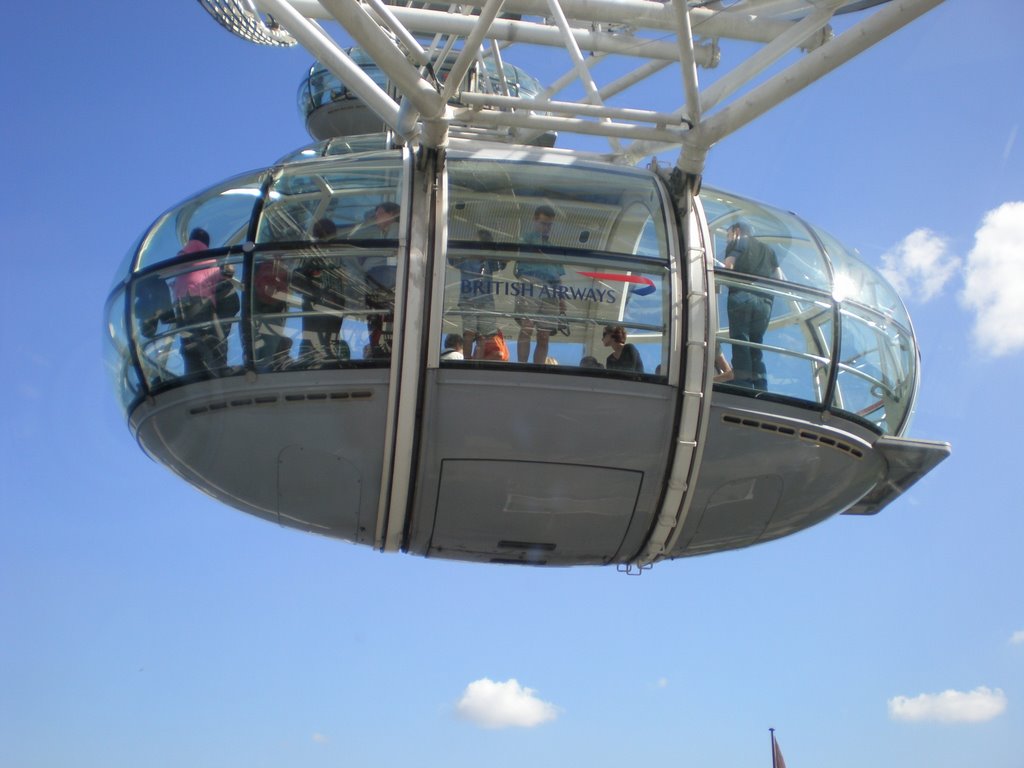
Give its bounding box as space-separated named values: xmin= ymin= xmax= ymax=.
xmin=298 ymin=55 xmax=544 ymax=116
xmin=132 ymin=255 xmax=244 ymax=385
xmin=299 ymin=53 xmax=390 ymax=115
xmin=708 ymin=185 xmax=919 ymax=435
xmin=104 ymin=288 xmax=141 ymax=411
xmin=834 ymin=305 xmax=915 ymax=434
xmin=136 ymin=172 xmax=264 ymax=270
xmin=716 ymin=276 xmax=833 ymax=403
xmin=441 ymin=249 xmax=667 ymax=373
xmin=449 ymin=158 xmax=668 ymax=259
xmin=702 ymin=188 xmax=830 ymax=291
xmin=108 ymin=156 xmax=919 ymax=439
xmin=250 ymin=246 xmax=403 ymax=371
xmin=819 ymin=226 xmax=912 ymax=330
xmin=444 ymin=156 xmax=669 ymax=374
xmin=256 ymin=154 xmax=402 ymax=244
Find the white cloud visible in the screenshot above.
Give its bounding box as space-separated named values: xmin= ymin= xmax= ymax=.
xmin=880 ymin=228 xmax=959 ymax=302
xmin=456 ymin=678 xmax=559 ymax=729
xmin=1011 ymin=630 xmax=1024 ymax=645
xmin=888 ymin=686 xmax=1007 ymax=723
xmin=960 ymin=202 xmax=1024 ymax=357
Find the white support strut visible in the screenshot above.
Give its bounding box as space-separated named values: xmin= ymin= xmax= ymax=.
xmin=214 ymin=1 xmax=946 ymax=180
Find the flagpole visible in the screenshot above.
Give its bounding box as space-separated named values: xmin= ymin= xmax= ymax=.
xmin=770 ymin=728 xmax=777 ymax=768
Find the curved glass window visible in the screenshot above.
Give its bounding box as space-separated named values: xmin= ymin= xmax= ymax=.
xmin=250 ymin=243 xmax=404 ymax=371
xmin=299 ymin=55 xmax=545 ymax=118
xmin=276 ymin=134 xmax=394 ymax=164
xmin=298 ymin=54 xmax=388 ymax=115
xmin=132 ymin=254 xmax=246 ymax=386
xmin=705 ymin=186 xmax=918 ymax=435
xmin=478 ymin=60 xmax=543 ymax=99
xmin=116 ymin=150 xmax=407 ymax=394
xmin=104 ymin=287 xmax=142 ymax=411
xmin=715 ymin=276 xmax=833 ymax=403
xmin=701 ymin=188 xmax=830 ymax=291
xmin=817 ymin=226 xmax=912 ymax=330
xmin=256 ymin=153 xmax=402 ymax=244
xmin=833 ymin=304 xmax=916 ymax=434
xmin=444 ymin=157 xmax=670 ymax=373
xmin=136 ymin=171 xmax=265 ymax=270
xmin=105 ymin=151 xmax=917 ymax=437
xmin=111 ymin=232 xmax=144 ymax=289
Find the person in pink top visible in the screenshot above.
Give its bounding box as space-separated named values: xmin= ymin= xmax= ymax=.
xmin=173 ymin=229 xmax=222 ymax=301
xmin=173 ymin=228 xmax=238 ymax=376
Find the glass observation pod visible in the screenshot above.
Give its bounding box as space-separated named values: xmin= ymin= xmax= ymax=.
xmin=104 ymin=139 xmax=949 ymax=567
xmin=298 ymin=53 xmax=553 ymax=145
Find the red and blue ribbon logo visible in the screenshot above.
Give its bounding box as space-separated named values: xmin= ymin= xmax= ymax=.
xmin=576 ymin=271 xmax=656 ymax=297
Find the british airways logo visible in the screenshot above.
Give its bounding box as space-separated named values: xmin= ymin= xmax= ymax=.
xmin=459 ymin=271 xmax=655 ymax=306
xmin=576 ymin=271 xmax=657 ymax=296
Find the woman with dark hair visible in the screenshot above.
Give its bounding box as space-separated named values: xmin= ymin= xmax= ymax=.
xmin=602 ymin=325 xmax=644 ymax=373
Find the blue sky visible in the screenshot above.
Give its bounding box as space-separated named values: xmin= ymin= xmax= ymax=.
xmin=2 ymin=2 xmax=1022 ymax=766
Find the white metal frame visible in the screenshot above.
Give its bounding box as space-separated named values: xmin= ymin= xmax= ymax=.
xmin=200 ymin=0 xmax=944 ymax=174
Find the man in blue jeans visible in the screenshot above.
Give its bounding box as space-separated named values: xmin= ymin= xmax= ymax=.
xmin=724 ymin=221 xmax=782 ymax=390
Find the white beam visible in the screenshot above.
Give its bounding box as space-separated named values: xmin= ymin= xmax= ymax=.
xmin=459 ymin=92 xmax=686 ymax=126
xmin=256 ymin=0 xmax=401 ymax=128
xmin=375 ymin=7 xmax=719 ymax=64
xmin=279 ymin=0 xmax=800 ymax=42
xmin=318 ymin=0 xmax=446 ymax=119
xmin=671 ymin=0 xmax=702 ymax=128
xmin=698 ymin=3 xmax=837 ymax=113
xmin=439 ymin=0 xmax=507 ymax=104
xmin=696 ymin=0 xmax=945 ymax=148
xmin=453 ymin=107 xmax=688 ymax=142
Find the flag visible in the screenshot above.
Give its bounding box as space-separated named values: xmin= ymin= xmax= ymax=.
xmin=771 ymin=730 xmax=787 ymax=768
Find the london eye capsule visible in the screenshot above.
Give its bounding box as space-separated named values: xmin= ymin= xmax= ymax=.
xmin=104 ymin=0 xmax=949 ymax=567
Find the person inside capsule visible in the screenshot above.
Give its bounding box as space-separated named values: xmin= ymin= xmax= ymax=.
xmin=723 ymin=221 xmax=782 ymax=391
xmin=514 ymin=205 xmax=566 ymax=364
xmin=171 ymin=228 xmax=239 ymax=377
xmin=290 ymin=218 xmax=349 ymax=366
xmin=602 ymin=324 xmax=644 ymax=373
xmin=252 ymin=249 xmax=293 ymax=371
xmin=440 ymin=333 xmax=465 ymax=360
xmin=360 ymin=201 xmax=401 ymax=358
xmin=448 ymin=228 xmax=506 ymax=359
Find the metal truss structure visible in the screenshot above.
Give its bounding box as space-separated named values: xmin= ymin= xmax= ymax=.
xmin=198 ymin=0 xmax=943 ymax=173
